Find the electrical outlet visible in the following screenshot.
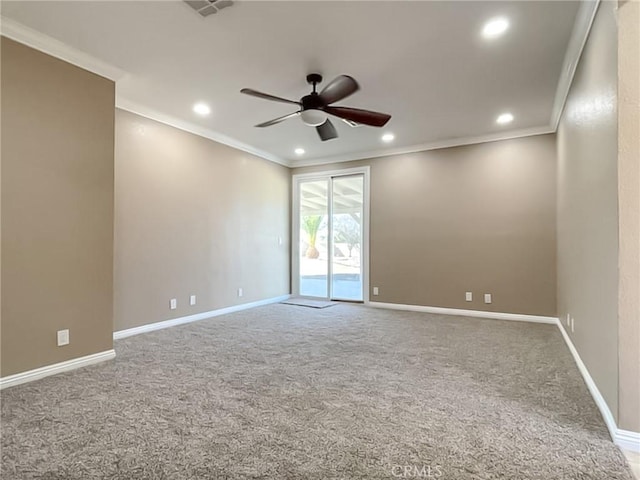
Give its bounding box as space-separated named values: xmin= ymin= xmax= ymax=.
xmin=372 ymin=286 xmax=379 ymax=296
xmin=170 ymin=298 xmax=177 ymax=310
xmin=57 ymin=329 xmax=69 ymax=347
xmin=571 ymin=316 xmax=575 ymax=333
xmin=484 ymin=293 xmax=492 ymax=304
xmin=190 ymin=295 xmax=196 ymax=306
xmin=238 ymin=287 xmax=243 ymax=298
xmin=465 ymin=292 xmax=473 ymax=302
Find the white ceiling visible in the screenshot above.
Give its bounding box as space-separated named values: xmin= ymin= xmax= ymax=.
xmin=1 ymin=1 xmax=590 ymax=166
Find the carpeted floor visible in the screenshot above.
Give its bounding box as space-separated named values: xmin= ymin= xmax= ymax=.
xmin=1 ymin=304 xmax=634 ymax=479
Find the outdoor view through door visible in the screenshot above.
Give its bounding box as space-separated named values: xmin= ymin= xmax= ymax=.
xmin=297 ymin=174 xmax=364 ymax=301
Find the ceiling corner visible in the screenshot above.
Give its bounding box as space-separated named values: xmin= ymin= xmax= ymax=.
xmin=549 ymin=0 xmax=601 ymax=131
xmin=0 ymin=15 xmax=126 ymax=81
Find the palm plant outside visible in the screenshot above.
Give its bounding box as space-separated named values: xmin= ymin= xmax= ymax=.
xmin=302 ymin=215 xmax=324 ymax=258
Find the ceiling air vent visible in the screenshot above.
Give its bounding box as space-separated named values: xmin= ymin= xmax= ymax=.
xmin=184 ymin=0 xmax=233 ymax=17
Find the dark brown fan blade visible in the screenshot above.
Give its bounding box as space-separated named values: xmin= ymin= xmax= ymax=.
xmin=319 ymin=75 xmax=359 ymax=105
xmin=323 ymin=106 xmax=391 ymax=127
xmin=316 ymin=119 xmax=338 ymax=141
xmin=241 ymin=88 xmax=301 ymax=106
xmin=255 ymin=111 xmax=301 ymax=128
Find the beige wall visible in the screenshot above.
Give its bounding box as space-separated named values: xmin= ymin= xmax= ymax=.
xmin=114 ymin=109 xmax=290 ymax=331
xmin=557 ymin=1 xmax=619 ymax=421
xmin=617 ymin=0 xmax=640 ymax=433
xmin=1 ymin=38 xmax=115 ymax=377
xmin=294 ymin=134 xmax=557 ymax=316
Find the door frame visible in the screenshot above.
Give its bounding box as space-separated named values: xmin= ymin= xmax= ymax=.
xmin=292 ymin=166 xmax=370 ymax=303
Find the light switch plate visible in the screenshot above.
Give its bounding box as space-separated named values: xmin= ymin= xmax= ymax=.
xmin=57 ymin=329 xmax=69 ymax=347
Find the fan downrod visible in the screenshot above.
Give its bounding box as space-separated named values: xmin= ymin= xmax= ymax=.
xmin=306 ymin=73 xmax=322 ymax=93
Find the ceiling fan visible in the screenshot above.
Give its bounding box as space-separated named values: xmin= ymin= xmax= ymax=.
xmin=240 ymin=74 xmax=391 ymax=141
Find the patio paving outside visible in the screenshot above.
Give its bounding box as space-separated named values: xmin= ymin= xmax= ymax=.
xmin=299 ymin=247 xmax=362 ymax=300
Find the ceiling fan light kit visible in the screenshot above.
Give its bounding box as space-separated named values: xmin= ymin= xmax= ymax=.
xmin=300 ymin=110 xmax=327 ymax=127
xmin=241 ymin=73 xmax=391 ymax=142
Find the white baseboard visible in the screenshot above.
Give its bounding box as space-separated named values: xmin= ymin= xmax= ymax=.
xmin=556 ymin=320 xmax=618 ymax=439
xmin=617 ymin=429 xmax=640 ymax=453
xmin=557 ymin=321 xmax=640 ymax=453
xmin=367 ymin=301 xmax=557 ymax=324
xmin=0 ymin=349 xmax=116 ymax=390
xmin=113 ymin=294 xmax=291 ymax=340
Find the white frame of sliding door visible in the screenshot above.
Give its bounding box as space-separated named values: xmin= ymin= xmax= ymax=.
xmin=292 ymin=166 xmax=370 ymax=303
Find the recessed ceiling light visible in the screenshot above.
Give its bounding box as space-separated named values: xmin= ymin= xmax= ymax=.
xmin=193 ymin=102 xmax=211 ymax=116
xmin=482 ymin=17 xmax=509 ymax=39
xmin=496 ymin=113 xmax=514 ymax=125
xmin=382 ymin=133 xmax=395 ymax=143
xmin=294 ymin=148 xmax=305 ymax=155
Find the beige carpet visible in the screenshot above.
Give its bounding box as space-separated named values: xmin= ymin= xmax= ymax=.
xmin=1 ymin=304 xmax=634 ymax=479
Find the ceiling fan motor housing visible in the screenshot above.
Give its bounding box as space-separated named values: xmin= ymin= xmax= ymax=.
xmin=301 ymin=76 xmax=327 ymax=126
xmin=301 ymin=93 xmax=324 ymax=111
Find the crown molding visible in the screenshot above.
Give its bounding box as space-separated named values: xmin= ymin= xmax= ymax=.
xmin=0 ymin=16 xmax=126 ymax=81
xmin=290 ymin=125 xmax=555 ymax=168
xmin=116 ymin=97 xmax=288 ymax=167
xmin=550 ymin=0 xmax=600 ymax=130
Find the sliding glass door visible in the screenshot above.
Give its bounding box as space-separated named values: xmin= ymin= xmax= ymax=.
xmin=331 ymin=175 xmax=363 ymax=300
xmin=298 ymin=180 xmax=329 ymax=298
xmin=294 ymin=168 xmax=368 ymax=302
